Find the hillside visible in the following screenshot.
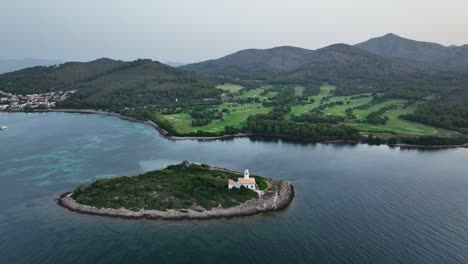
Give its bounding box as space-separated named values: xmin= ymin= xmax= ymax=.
xmin=0 ymin=58 xmax=64 ymax=74
xmin=180 ymin=38 xmax=468 ymax=134
xmin=182 ymin=43 xmax=434 ymax=76
xmin=182 ymin=43 xmax=463 ymax=96
xmin=0 ymin=58 xmax=220 ymax=110
xmin=355 ymin=33 xmax=468 ymax=70
xmin=181 ymin=46 xmax=314 ymax=78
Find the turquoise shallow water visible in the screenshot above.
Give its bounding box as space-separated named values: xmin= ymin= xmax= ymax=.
xmin=1 ymin=112 xmax=468 ymax=263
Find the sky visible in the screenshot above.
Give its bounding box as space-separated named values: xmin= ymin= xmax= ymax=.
xmin=1 ymin=0 xmax=468 ymax=63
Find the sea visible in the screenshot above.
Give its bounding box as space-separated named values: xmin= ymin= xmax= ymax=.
xmin=1 ymin=112 xmax=468 ymax=264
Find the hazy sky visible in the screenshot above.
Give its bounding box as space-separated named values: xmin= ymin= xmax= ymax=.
xmin=1 ymin=0 xmax=467 ymax=63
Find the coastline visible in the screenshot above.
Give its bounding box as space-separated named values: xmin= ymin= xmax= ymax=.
xmin=58 ymin=178 xmax=295 ymax=220
xmin=17 ymin=109 xmax=468 ymax=149
xmin=31 ymin=109 xmax=171 ymax=137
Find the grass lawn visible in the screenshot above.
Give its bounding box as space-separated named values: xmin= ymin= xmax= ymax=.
xmin=239 ymin=88 xmax=265 ymax=99
xmin=350 ymin=103 xmax=437 ymax=135
xmin=323 ymin=95 xmax=373 ymax=117
xmin=160 ymin=113 xmax=193 ymax=133
xmin=161 ymin=103 xmax=270 ymax=134
xmin=158 ymin=83 xmax=438 ymax=137
xmin=288 ymin=85 xmax=437 ymax=135
xmin=289 ymin=85 xmax=335 ymax=116
xmin=294 ymin=86 xmax=304 ymax=96
xmin=216 ymin=83 xmax=244 ymax=94
xmin=265 ymin=91 xmax=278 ymax=98
xmin=239 ymin=85 xmax=283 ymax=100
xmin=352 ymin=99 xmax=407 ymax=121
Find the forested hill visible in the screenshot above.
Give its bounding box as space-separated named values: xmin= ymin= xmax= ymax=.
xmin=183 ymin=34 xmax=468 ymax=76
xmin=355 ymin=33 xmax=468 ymax=70
xmin=181 ymin=46 xmax=315 ymax=77
xmin=0 ymin=58 xmax=220 ymax=110
xmin=181 ymin=43 xmax=439 ymax=77
xmin=181 ymin=36 xmax=468 ymax=134
xmin=0 ymin=58 xmax=64 ymax=74
xmin=181 ymin=43 xmax=466 ymax=96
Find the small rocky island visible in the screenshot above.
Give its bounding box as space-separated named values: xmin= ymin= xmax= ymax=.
xmin=58 ymin=161 xmax=294 ymax=220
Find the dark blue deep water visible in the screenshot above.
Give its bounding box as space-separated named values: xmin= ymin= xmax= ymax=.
xmin=1 ymin=112 xmax=468 ymax=264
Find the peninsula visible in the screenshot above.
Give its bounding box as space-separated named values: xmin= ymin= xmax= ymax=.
xmin=58 ymin=162 xmax=294 ymax=220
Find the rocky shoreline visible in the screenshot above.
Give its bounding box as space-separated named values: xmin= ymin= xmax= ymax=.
xmin=58 ymin=179 xmax=295 ymax=220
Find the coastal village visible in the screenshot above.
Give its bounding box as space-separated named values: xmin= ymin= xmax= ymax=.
xmin=0 ymin=89 xmax=77 ymax=111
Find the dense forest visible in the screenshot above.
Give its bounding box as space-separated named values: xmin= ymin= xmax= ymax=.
xmin=245 ymin=114 xmax=361 ymax=142
xmin=401 ymin=103 xmax=468 ymax=133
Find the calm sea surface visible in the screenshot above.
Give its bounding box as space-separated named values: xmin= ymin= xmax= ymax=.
xmin=1 ymin=112 xmax=468 ymax=264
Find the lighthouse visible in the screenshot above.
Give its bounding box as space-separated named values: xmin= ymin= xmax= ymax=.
xmin=228 ymin=169 xmax=257 ymax=190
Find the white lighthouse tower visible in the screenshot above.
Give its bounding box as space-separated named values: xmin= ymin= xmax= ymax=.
xmin=244 ymin=169 xmax=250 ymax=179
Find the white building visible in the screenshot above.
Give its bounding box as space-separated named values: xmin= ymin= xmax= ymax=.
xmin=228 ymin=169 xmax=257 ymax=190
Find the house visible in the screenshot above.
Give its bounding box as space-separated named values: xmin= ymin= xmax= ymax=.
xmin=228 ymin=169 xmax=257 ymax=190
xmin=219 ymin=93 xmax=232 ymax=101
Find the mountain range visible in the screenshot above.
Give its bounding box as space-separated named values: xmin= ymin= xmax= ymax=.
xmin=355 ymin=33 xmax=468 ymax=70
xmin=182 ymin=33 xmax=468 ymax=75
xmin=181 ymin=33 xmax=468 ymax=96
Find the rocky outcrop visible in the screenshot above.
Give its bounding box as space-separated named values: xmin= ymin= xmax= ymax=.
xmin=58 ymin=179 xmax=294 ymax=220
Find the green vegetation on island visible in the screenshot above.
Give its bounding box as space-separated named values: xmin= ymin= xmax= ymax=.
xmin=71 ymin=162 xmax=268 ymax=212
